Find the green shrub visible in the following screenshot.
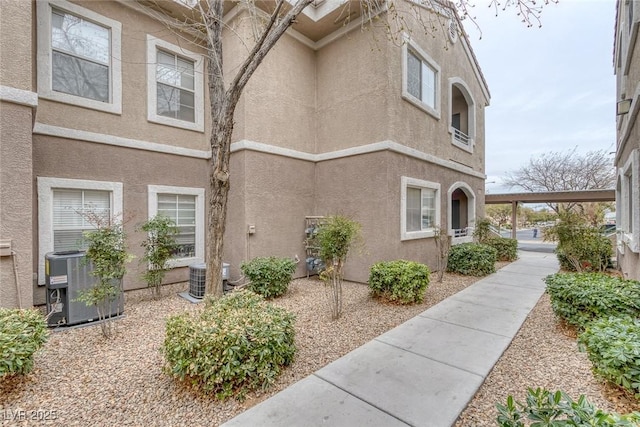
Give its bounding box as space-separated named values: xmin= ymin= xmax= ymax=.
xmin=546 ymin=211 xmax=613 ymax=272
xmin=240 ymin=256 xmax=296 ymax=298
xmin=369 ymin=260 xmax=430 ymax=304
xmin=485 ymin=237 xmax=518 ymax=262
xmin=544 ymin=273 xmax=640 ymax=329
xmin=447 ymin=243 xmax=497 ymax=276
xmin=0 ymin=308 xmax=48 ymax=376
xmin=496 ymin=387 xmax=640 ymax=426
xmin=163 ymin=290 xmax=296 ymax=400
xmin=579 ymin=316 xmax=640 ymax=398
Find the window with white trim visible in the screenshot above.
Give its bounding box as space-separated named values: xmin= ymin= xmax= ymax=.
xmin=402 ymin=36 xmax=441 ymax=119
xmin=53 ymin=189 xmax=111 ymax=251
xmin=401 ymin=177 xmax=440 ymax=240
xmin=148 ymin=185 xmax=204 ymax=267
xmin=618 ymin=149 xmax=640 ymax=253
xmin=37 ymin=0 xmax=122 ymax=114
xmin=37 ymin=177 xmax=123 ymax=285
xmin=147 ymin=36 xmax=204 ymax=132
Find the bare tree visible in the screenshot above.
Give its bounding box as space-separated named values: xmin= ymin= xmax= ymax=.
xmin=503 ymin=148 xmax=615 ymax=213
xmin=146 ymin=0 xmax=557 ymax=297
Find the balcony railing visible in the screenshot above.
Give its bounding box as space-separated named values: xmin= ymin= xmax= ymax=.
xmin=453 ymin=128 xmax=470 ymax=146
xmin=452 ymin=228 xmax=468 ymax=238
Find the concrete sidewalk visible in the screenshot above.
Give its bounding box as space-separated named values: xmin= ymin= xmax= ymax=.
xmin=222 ymin=250 xmax=560 ymax=427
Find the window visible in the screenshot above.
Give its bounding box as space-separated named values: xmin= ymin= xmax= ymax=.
xmin=157 ymin=194 xmax=196 ymax=259
xmin=148 ymin=185 xmax=205 ymax=267
xmin=618 ymin=149 xmax=640 ymax=253
xmin=401 ymin=176 xmax=440 ymax=240
xmin=402 ymin=36 xmax=441 ymax=119
xmin=53 ymin=189 xmax=110 ymax=251
xmin=37 ymin=0 xmax=122 ymax=114
xmin=147 ymin=36 xmax=204 ymax=132
xmin=37 ymin=177 xmax=123 ymax=285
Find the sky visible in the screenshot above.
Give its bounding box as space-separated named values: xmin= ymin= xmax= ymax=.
xmin=462 ymin=0 xmax=617 ymax=194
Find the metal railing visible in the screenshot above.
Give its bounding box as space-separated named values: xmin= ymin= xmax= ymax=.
xmin=453 ymin=128 xmax=470 ymax=146
xmin=452 ymin=228 xmax=468 ymax=238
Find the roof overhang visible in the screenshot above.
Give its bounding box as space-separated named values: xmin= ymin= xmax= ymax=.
xmin=485 ymin=189 xmax=615 ymax=204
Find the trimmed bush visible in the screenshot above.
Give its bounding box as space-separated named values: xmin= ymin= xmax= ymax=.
xmin=240 ymin=256 xmax=296 ymax=298
xmin=369 ymin=260 xmax=430 ymax=304
xmin=486 ymin=237 xmax=518 ymax=262
xmin=163 ymin=290 xmax=296 ymax=400
xmin=496 ymin=387 xmax=640 ymax=426
xmin=544 ymin=273 xmax=640 ymax=329
xmin=0 ymin=308 xmax=48 ymax=376
xmin=447 ymin=243 xmax=497 ymax=276
xmin=579 ymin=316 xmax=640 ymax=398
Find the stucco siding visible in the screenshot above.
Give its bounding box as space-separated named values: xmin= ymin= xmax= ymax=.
xmin=0 ymin=103 xmax=34 ymax=308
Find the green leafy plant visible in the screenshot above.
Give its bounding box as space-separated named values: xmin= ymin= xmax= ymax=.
xmin=77 ymin=214 xmax=132 ymax=338
xmin=0 ymin=309 xmax=48 ymax=377
xmin=316 ymin=215 xmax=361 ymax=319
xmin=496 ymin=387 xmax=640 ymax=426
xmin=240 ymin=256 xmax=296 ymax=298
xmin=545 ymin=211 xmax=613 ymax=272
xmin=163 ymin=290 xmax=296 ymax=400
xmin=544 ymin=273 xmax=640 ymax=330
xmin=447 ymin=243 xmax=497 ymax=276
xmin=579 ymin=316 xmax=640 ymax=398
xmin=139 ymin=215 xmax=178 ymax=298
xmin=369 ymin=260 xmax=430 ymax=304
xmin=473 ymin=217 xmax=494 ymax=244
xmin=485 ymin=237 xmax=518 ymax=262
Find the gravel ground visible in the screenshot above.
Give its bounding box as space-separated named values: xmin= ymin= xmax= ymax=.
xmin=1 ymin=264 xmax=638 ymax=426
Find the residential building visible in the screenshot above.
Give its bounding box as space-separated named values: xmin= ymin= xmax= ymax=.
xmin=0 ymin=0 xmax=489 ymax=309
xmin=614 ymin=0 xmax=640 ymax=281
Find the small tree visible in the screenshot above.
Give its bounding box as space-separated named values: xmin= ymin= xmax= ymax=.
xmin=316 ymin=215 xmax=361 ymax=320
xmin=139 ymin=215 xmax=179 ymax=298
xmin=77 ymin=214 xmax=132 ymax=338
xmin=545 ymin=211 xmax=612 ymax=272
xmin=473 ymin=218 xmax=493 ymax=244
xmin=433 ymin=227 xmax=451 ymax=283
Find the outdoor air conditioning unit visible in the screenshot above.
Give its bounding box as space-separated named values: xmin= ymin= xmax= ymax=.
xmin=189 ymin=262 xmax=230 ymax=299
xmin=45 ymin=251 xmax=124 ymax=327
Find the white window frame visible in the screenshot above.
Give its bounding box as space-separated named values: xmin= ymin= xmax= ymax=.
xmin=401 ymin=34 xmax=441 ymax=119
xmin=148 ymin=185 xmax=205 ymax=268
xmin=37 ymin=177 xmax=123 ymax=285
xmin=146 ymin=35 xmax=204 ymax=132
xmin=617 ymin=149 xmax=640 ymax=253
xmin=448 ymin=77 xmax=476 ymax=153
xmin=401 ymin=176 xmax=441 ymax=240
xmin=36 ymin=0 xmax=122 ymax=114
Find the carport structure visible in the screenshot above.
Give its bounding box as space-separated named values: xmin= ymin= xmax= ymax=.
xmin=485 ymin=189 xmax=615 ymax=239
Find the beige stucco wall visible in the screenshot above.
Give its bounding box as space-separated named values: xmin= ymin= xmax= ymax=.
xmin=0 ymin=0 xmax=35 ymax=308
xmin=32 ymin=135 xmax=209 ymax=305
xmin=0 ymin=0 xmax=33 ymax=90
xmin=0 ymin=103 xmax=35 ymax=308
xmin=314 ymin=150 xmax=485 ymax=283
xmin=225 ymin=150 xmax=316 ymax=278
xmin=35 ymin=0 xmax=210 ymax=151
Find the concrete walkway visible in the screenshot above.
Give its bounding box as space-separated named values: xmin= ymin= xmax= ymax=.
xmin=222 ymin=250 xmax=560 ymax=427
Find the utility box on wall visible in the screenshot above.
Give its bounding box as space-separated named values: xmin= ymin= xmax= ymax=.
xmin=45 ymin=251 xmax=124 ymax=327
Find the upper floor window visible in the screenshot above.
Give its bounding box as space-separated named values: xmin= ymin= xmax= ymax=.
xmin=147 ymin=36 xmax=204 ymax=132
xmin=402 ymin=36 xmax=441 ymax=119
xmin=37 ymin=0 xmax=122 ymax=114
xmin=401 ymin=176 xmax=440 ymax=240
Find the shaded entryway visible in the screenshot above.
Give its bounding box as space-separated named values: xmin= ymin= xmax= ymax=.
xmin=448 ymin=182 xmax=476 ymax=241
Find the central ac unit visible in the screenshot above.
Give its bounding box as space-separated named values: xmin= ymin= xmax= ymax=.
xmin=189 ymin=262 xmax=229 ymax=298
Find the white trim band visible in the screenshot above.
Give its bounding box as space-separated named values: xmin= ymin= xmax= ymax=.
xmin=33 ymin=123 xmax=212 ymax=159
xmin=0 ymin=86 xmax=38 ymax=108
xmin=231 ymin=139 xmax=486 ymax=179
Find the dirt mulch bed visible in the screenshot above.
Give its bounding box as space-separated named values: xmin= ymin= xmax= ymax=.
xmin=2 ymin=262 xmax=637 ymax=426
